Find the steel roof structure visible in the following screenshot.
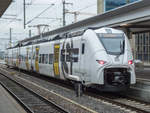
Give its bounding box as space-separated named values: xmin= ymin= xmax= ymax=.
xmin=21 ymin=0 xmax=150 ymax=43
xmin=0 ymin=0 xmax=12 ymax=17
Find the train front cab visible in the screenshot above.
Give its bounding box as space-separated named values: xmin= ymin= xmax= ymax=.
xmin=82 ymin=28 xmax=136 ymax=92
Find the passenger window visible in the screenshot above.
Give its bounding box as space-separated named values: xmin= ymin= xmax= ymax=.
xmin=61 ymin=49 xmax=65 ymax=62
xmin=71 ymin=48 xmax=79 ymax=62
xmin=82 ymin=43 xmax=85 ymax=54
xmin=33 ymin=53 xmax=35 ymax=60
xmin=66 ymin=54 xmax=70 ymax=62
xmin=39 ymin=54 xmax=41 ymax=63
xmin=45 ymin=54 xmax=48 ymax=64
xmin=49 ymin=54 xmax=53 ymax=64
xmin=42 ymin=54 xmax=44 ymax=64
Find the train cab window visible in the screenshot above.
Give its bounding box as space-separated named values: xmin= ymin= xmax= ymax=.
xmin=49 ymin=54 xmax=53 ymax=64
xmin=97 ymin=33 xmax=125 ymax=55
xmin=82 ymin=43 xmax=85 ymax=54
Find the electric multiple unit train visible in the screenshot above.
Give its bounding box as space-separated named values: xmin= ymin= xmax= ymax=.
xmin=5 ymin=27 xmax=136 ymax=96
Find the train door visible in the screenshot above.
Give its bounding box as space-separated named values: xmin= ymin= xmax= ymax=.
xmin=61 ymin=38 xmax=78 ymax=77
xmin=79 ymin=39 xmax=87 ymax=80
xmin=11 ymin=49 xmax=13 ymax=65
xmin=16 ymin=48 xmax=19 ymax=67
xmin=31 ymin=44 xmax=33 ymax=71
xmin=65 ymin=40 xmax=72 ymax=75
xmin=18 ymin=46 xmax=21 ymax=68
xmin=26 ymin=47 xmax=30 ymax=70
xmin=49 ymin=45 xmax=53 ymax=76
xmin=35 ymin=46 xmax=39 ymax=72
xmin=53 ymin=44 xmax=60 ymax=77
xmin=5 ymin=50 xmax=8 ymax=65
xmin=61 ymin=39 xmax=72 ymax=77
xmin=71 ymin=38 xmax=80 ymax=76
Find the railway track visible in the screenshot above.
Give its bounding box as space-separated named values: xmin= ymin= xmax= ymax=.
xmin=0 ymin=73 xmax=69 ymax=113
xmin=1 ymin=65 xmax=150 ymax=113
xmin=86 ymin=91 xmax=150 ymax=113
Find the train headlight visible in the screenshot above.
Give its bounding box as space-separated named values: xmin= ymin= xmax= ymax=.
xmin=128 ymin=60 xmax=133 ymax=65
xmin=96 ymin=60 xmax=106 ymax=65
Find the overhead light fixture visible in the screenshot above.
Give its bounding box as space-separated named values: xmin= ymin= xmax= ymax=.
xmin=120 ymin=23 xmax=130 ymax=27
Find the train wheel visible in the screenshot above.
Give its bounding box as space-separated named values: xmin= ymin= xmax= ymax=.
xmin=75 ymin=82 xmax=83 ymax=97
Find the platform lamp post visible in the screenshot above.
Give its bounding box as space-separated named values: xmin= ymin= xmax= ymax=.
xmin=9 ymin=28 xmax=12 ymax=48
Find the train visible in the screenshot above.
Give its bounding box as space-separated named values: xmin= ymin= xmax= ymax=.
xmin=5 ymin=27 xmax=136 ymax=96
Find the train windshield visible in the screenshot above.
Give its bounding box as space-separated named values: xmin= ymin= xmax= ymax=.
xmin=97 ymin=33 xmax=125 ymax=55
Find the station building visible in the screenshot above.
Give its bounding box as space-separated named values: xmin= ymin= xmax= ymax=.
xmin=97 ymin=0 xmax=150 ymax=66
xmin=97 ymin=0 xmax=139 ymax=13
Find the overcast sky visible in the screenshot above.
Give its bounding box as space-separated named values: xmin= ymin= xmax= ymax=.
xmin=0 ymin=0 xmax=97 ymax=50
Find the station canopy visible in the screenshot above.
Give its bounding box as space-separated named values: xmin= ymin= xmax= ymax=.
xmin=0 ymin=0 xmax=12 ymax=17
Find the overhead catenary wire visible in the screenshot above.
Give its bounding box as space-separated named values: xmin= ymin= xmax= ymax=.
xmin=1 ymin=0 xmax=42 ymax=29
xmin=76 ymin=3 xmax=96 ymax=12
xmin=26 ymin=4 xmax=55 ymax=25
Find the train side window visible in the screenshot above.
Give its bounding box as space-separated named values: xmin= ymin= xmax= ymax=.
xmin=33 ymin=52 xmax=35 ymax=60
xmin=82 ymin=43 xmax=85 ymax=54
xmin=45 ymin=54 xmax=48 ymax=64
xmin=71 ymin=48 xmax=79 ymax=62
xmin=61 ymin=49 xmax=65 ymax=62
xmin=49 ymin=54 xmax=53 ymax=64
xmin=44 ymin=54 xmax=46 ymax=64
xmin=39 ymin=54 xmax=41 ymax=63
xmin=66 ymin=54 xmax=70 ymax=62
xmin=42 ymin=54 xmax=44 ymax=64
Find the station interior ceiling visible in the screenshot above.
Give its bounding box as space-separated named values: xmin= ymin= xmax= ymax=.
xmin=115 ymin=20 xmax=150 ymax=35
xmin=0 ymin=0 xmax=12 ymax=17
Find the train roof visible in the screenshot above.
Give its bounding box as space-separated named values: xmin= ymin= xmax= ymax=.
xmin=7 ymin=29 xmax=86 ymax=49
xmin=7 ymin=27 xmax=124 ymax=49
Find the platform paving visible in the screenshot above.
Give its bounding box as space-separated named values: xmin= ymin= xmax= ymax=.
xmin=136 ymin=67 xmax=150 ymax=80
xmin=0 ymin=85 xmax=27 ymax=113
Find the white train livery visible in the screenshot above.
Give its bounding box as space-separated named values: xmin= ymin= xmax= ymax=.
xmin=5 ymin=27 xmax=136 ymax=96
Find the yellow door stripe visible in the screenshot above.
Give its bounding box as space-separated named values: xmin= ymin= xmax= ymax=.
xmin=54 ymin=44 xmax=60 ymax=76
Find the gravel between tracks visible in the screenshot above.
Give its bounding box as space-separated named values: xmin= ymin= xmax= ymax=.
xmin=0 ymin=67 xmax=131 ymax=113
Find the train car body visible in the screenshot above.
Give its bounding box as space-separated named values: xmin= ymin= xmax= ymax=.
xmin=5 ymin=27 xmax=136 ymax=93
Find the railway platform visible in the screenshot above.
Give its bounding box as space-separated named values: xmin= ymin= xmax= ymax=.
xmin=0 ymin=84 xmax=27 ymax=113
xmin=125 ymin=68 xmax=150 ymax=103
xmin=136 ymin=68 xmax=150 ymax=80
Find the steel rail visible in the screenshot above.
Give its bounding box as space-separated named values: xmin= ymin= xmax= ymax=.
xmin=1 ymin=66 xmax=150 ymax=113
xmin=0 ymin=81 xmax=34 ymax=113
xmin=86 ymin=91 xmax=150 ymax=113
xmin=0 ymin=73 xmax=70 ymax=113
